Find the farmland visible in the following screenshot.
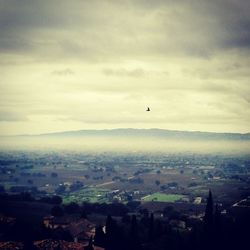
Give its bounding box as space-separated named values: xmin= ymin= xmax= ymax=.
xmin=63 ymin=187 xmax=110 ymax=203
xmin=142 ymin=193 xmax=185 ymax=202
xmin=0 ymin=151 xmax=250 ymax=208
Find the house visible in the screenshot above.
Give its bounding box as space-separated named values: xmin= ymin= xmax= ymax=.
xmin=0 ymin=214 xmax=16 ymax=226
xmin=193 ymin=197 xmax=202 ymax=204
xmin=43 ymin=214 xmax=80 ymax=229
xmin=34 ymin=239 xmax=85 ymax=250
xmin=43 ymin=215 xmax=55 ymax=229
xmin=68 ymin=219 xmax=95 ymax=243
xmin=43 ymin=215 xmax=95 ymax=243
xmin=34 ymin=239 xmax=105 ymax=250
xmin=169 ymin=219 xmax=186 ymax=229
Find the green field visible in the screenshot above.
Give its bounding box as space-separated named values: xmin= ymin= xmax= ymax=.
xmin=141 ymin=193 xmax=185 ymax=202
xmin=63 ymin=188 xmax=110 ymax=204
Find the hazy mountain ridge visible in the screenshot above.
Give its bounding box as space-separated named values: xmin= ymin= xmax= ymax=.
xmin=23 ymin=128 xmax=250 ymax=141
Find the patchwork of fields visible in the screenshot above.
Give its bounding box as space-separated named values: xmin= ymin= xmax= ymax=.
xmin=63 ymin=188 xmax=186 ymax=204
xmin=63 ymin=188 xmax=110 ymax=203
xmin=141 ymin=193 xmax=185 ymax=202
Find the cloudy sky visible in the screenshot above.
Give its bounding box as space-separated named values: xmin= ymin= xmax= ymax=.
xmin=0 ymin=0 xmax=250 ymax=135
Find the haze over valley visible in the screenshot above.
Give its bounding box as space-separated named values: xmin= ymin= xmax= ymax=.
xmin=1 ymin=128 xmax=250 ymax=154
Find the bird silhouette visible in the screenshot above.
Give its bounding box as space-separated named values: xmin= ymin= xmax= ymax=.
xmin=146 ymin=107 xmax=150 ymax=111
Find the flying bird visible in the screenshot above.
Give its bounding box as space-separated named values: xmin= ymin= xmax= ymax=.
xmin=146 ymin=107 xmax=150 ymax=111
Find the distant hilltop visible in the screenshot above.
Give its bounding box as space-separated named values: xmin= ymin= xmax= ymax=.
xmin=22 ymin=128 xmax=250 ymax=141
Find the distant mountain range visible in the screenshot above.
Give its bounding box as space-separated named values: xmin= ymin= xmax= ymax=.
xmin=21 ymin=128 xmax=250 ymax=141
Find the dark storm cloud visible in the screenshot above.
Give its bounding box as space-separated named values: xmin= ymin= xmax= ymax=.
xmin=0 ymin=0 xmax=72 ymax=30
xmin=224 ymin=20 xmax=250 ymax=48
xmin=207 ymin=0 xmax=250 ymax=50
xmin=0 ymin=0 xmax=249 ymax=60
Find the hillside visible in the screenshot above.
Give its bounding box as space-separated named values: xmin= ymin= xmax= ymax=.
xmin=29 ymin=128 xmax=250 ymax=141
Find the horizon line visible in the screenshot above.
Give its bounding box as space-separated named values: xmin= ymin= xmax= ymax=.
xmin=1 ymin=127 xmax=250 ymax=137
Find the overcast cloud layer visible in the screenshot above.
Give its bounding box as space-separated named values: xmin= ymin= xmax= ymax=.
xmin=0 ymin=0 xmax=250 ymax=135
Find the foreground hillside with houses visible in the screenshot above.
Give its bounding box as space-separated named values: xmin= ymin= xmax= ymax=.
xmin=0 ymin=191 xmax=250 ymax=250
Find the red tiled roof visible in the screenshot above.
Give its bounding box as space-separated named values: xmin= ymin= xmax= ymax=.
xmin=0 ymin=241 xmax=23 ymax=250
xmin=68 ymin=219 xmax=95 ymax=237
xmin=0 ymin=240 xmax=104 ymax=250
xmin=34 ymin=239 xmax=85 ymax=250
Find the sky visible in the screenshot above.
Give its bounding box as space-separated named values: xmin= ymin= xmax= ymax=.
xmin=0 ymin=0 xmax=250 ymax=135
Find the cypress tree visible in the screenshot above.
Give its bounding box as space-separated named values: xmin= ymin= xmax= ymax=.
xmin=94 ymin=225 xmax=105 ymax=247
xmin=105 ymin=215 xmax=119 ymax=250
xmin=214 ymin=204 xmax=221 ymax=249
xmin=204 ymin=190 xmax=213 ymax=230
xmin=214 ymin=204 xmax=221 ymax=229
xmin=204 ymin=190 xmax=214 ymax=247
xmin=129 ymin=215 xmax=141 ymax=250
xmin=105 ymin=215 xmax=114 ymax=250
xmin=148 ymin=213 xmax=155 ymax=241
xmin=84 ymin=236 xmax=94 ymax=250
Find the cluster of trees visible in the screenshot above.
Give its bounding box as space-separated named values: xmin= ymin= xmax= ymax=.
xmin=51 ymin=172 xmax=58 ymax=178
xmin=134 ymin=169 xmax=152 ymax=176
xmin=93 ymin=209 xmax=202 ymax=250
xmin=0 ymin=192 xmax=62 ymax=204
xmin=93 ymin=191 xmax=249 ymax=250
xmin=94 ymin=214 xmax=157 ymax=250
xmin=129 ymin=177 xmax=144 ymax=184
xmin=51 ymin=201 xmax=130 ymax=218
xmin=160 ymin=182 xmax=178 ymax=191
xmin=0 ymin=185 xmax=5 ymax=192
